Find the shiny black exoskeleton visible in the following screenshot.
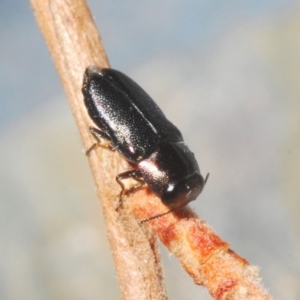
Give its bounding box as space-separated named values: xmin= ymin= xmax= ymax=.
xmin=82 ymin=65 xmax=207 ymax=209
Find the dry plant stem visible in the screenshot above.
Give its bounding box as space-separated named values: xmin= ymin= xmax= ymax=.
xmin=131 ymin=190 xmax=273 ymax=300
xmin=30 ymin=0 xmax=167 ymax=299
xmin=30 ymin=0 xmax=273 ymax=299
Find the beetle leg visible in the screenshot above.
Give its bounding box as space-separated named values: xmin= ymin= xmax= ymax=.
xmin=86 ymin=126 xmax=112 ymax=155
xmin=204 ymin=173 xmax=209 ymax=184
xmin=116 ymin=169 xmax=145 ymax=210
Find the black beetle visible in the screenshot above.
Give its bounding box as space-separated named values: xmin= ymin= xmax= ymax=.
xmin=82 ymin=65 xmax=207 ymax=210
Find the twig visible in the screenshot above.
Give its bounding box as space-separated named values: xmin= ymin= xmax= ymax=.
xmin=30 ymin=0 xmax=273 ymax=299
xmin=30 ymin=1 xmax=167 ymax=299
xmin=131 ymin=190 xmax=272 ymax=299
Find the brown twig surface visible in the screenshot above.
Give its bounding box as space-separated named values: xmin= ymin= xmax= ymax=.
xmin=30 ymin=1 xmax=166 ymax=300
xmin=30 ymin=0 xmax=273 ymax=299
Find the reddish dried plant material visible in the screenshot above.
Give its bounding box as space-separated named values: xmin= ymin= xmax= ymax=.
xmin=130 ymin=188 xmax=272 ymax=300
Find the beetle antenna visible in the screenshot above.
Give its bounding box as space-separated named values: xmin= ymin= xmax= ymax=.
xmin=204 ymin=173 xmax=209 ymax=184
xmin=139 ymin=209 xmax=174 ymax=224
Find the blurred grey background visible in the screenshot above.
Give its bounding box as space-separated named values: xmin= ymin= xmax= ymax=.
xmin=1 ymin=1 xmax=300 ymax=299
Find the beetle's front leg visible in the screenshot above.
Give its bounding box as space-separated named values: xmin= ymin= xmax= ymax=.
xmin=86 ymin=126 xmax=112 ymax=155
xmin=116 ymin=169 xmax=145 ymax=210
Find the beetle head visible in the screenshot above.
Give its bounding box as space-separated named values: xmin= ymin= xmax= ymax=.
xmin=138 ymin=142 xmax=206 ymax=209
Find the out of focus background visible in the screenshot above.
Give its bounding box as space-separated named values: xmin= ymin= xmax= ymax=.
xmin=1 ymin=1 xmax=300 ymax=299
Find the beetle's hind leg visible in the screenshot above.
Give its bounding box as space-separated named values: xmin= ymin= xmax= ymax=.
xmin=86 ymin=126 xmax=112 ymax=155
xmin=116 ymin=169 xmax=145 ymax=210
